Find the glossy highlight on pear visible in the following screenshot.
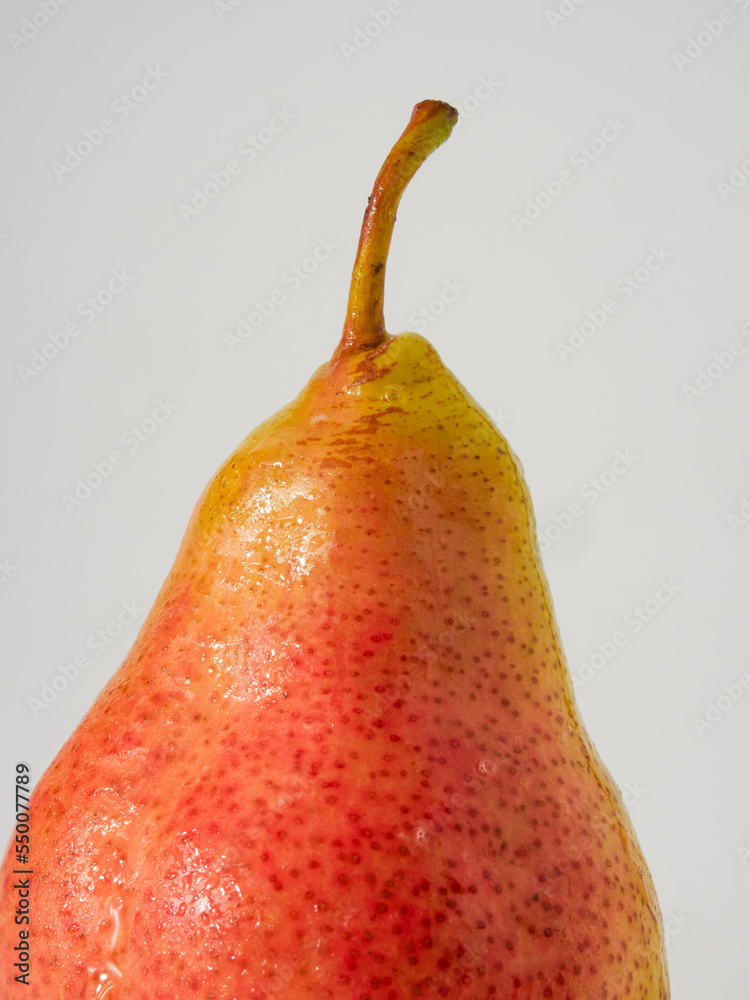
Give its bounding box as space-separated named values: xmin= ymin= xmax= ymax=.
xmin=0 ymin=100 xmax=669 ymax=999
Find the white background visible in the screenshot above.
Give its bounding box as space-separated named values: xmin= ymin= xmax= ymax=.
xmin=2 ymin=1 xmax=750 ymax=996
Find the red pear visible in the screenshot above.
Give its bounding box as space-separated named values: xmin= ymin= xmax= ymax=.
xmin=1 ymin=100 xmax=669 ymax=999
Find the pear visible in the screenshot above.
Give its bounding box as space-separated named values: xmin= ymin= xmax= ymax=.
xmin=1 ymin=101 xmax=669 ymax=999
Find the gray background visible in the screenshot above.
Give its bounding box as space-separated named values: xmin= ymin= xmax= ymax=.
xmin=2 ymin=1 xmax=750 ymax=995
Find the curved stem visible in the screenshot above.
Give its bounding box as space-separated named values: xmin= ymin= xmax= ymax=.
xmin=334 ymin=100 xmax=458 ymax=359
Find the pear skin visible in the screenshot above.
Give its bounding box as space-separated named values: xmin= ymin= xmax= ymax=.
xmin=0 ymin=101 xmax=669 ymax=1000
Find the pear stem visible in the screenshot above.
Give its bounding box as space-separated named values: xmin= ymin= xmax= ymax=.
xmin=335 ymin=100 xmax=458 ymax=359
